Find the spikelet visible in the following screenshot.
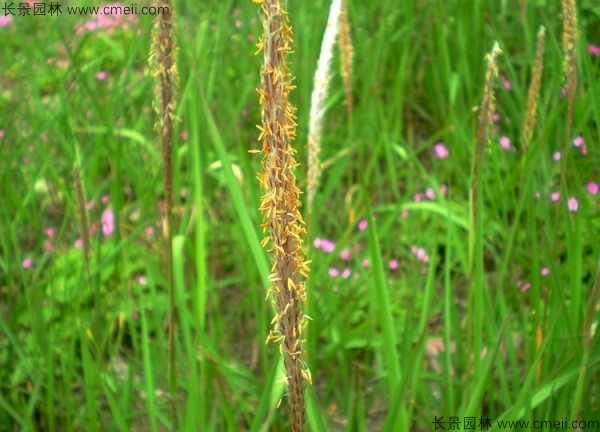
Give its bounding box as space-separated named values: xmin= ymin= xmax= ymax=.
xmin=339 ymin=0 xmax=354 ymax=115
xmin=562 ymin=0 xmax=577 ymax=140
xmin=254 ymin=1 xmax=311 ymax=430
xmin=307 ymin=0 xmax=343 ymax=212
xmin=470 ymin=43 xmax=501 ymax=274
xmin=522 ymin=26 xmax=545 ymax=155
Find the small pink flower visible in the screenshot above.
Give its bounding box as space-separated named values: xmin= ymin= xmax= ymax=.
xmin=357 ymin=219 xmax=368 ymax=231
xmin=101 ymin=209 xmax=115 ymax=236
xmin=342 ymin=268 xmax=351 ymax=279
xmin=45 ymin=227 xmax=56 ymax=238
xmin=520 ymin=282 xmax=531 ymax=293
xmin=573 ymin=136 xmax=584 ymax=148
xmin=413 ymin=192 xmax=424 ymax=202
xmin=492 ymin=113 xmax=501 ymax=122
xmin=132 ymin=311 xmax=140 ymax=320
xmin=425 ymin=188 xmax=436 ymax=200
xmin=0 ymin=16 xmax=13 ymax=28
xmin=180 ymin=130 xmax=189 ymax=141
xmin=340 ymin=248 xmax=351 ymax=260
xmin=321 ymin=239 xmax=335 ymax=253
xmin=43 ymin=241 xmax=54 ymax=252
xmin=313 ymin=238 xmax=322 ymax=249
xmin=146 ymin=226 xmax=154 ymax=236
xmin=96 ymin=71 xmax=108 ymax=81
xmin=101 ymin=195 xmax=110 ymax=205
xmin=587 ymin=182 xmax=599 ymax=195
xmin=415 ymin=247 xmax=428 ymax=262
xmin=440 ymin=184 xmax=448 ymax=196
xmin=401 ymin=209 xmax=409 ymax=218
xmin=235 ymin=20 xmax=243 ymax=29
xmin=136 ymin=276 xmax=147 ymax=285
xmin=540 ymin=267 xmax=550 ymax=277
xmin=553 ymin=151 xmax=561 ymax=161
xmin=550 ymin=191 xmax=560 ymax=202
xmin=500 ymin=75 xmax=512 ymax=90
xmin=329 ymin=267 xmax=339 ymax=278
xmin=22 ymin=258 xmax=33 ymax=269
xmin=433 ymin=143 xmax=449 ymax=159
xmin=500 ymin=136 xmax=511 ymax=151
xmin=389 ymin=259 xmax=399 ymax=270
xmin=589 ymin=44 xmax=600 ymax=56
xmin=362 ymin=259 xmax=370 ymax=268
xmin=568 ymin=197 xmax=578 ymax=212
xmin=74 ymin=238 xmax=84 ymax=248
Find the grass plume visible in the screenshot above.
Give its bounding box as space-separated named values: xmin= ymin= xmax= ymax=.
xmin=339 ymin=0 xmax=354 ymax=116
xmin=307 ymin=0 xmax=343 ymax=215
xmin=562 ymin=0 xmax=578 ymax=144
xmin=521 ymin=26 xmax=545 ymax=156
xmin=254 ymin=0 xmax=311 ymax=430
xmin=149 ymin=0 xmax=178 ymax=420
xmin=469 ymin=42 xmax=501 ymax=274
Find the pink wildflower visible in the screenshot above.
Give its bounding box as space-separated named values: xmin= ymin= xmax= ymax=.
xmin=313 ymin=238 xmax=322 ymax=249
xmin=101 ymin=209 xmax=115 ymax=236
xmin=425 ymin=188 xmax=436 ymax=200
xmin=587 ymin=182 xmax=599 ymax=195
xmin=500 ymin=136 xmax=511 ymax=151
xmin=540 ymin=267 xmax=550 ymax=277
xmin=321 ymin=239 xmax=335 ymax=253
xmin=136 ymin=276 xmax=147 ymax=285
xmin=550 ymin=191 xmax=560 ymax=202
xmin=22 ymin=258 xmax=33 ymax=269
xmin=96 ymin=71 xmax=108 ymax=81
xmin=340 ymin=248 xmax=351 ymax=260
xmin=342 ymin=268 xmax=351 ymax=279
xmin=357 ymin=219 xmax=368 ymax=231
xmin=553 ymin=151 xmax=561 ymax=161
xmin=500 ymin=75 xmax=512 ymax=90
xmin=573 ymin=136 xmax=584 ymax=147
xmin=329 ymin=267 xmax=339 ymax=278
xmin=568 ymin=197 xmax=578 ymax=212
xmin=362 ymin=259 xmax=370 ymax=268
xmin=0 ymin=16 xmax=13 ymax=28
xmin=520 ymin=282 xmax=531 ymax=293
xmin=589 ymin=44 xmax=600 ymax=56
xmin=75 ymin=238 xmax=84 ymax=248
xmin=433 ymin=143 xmax=449 ymax=159
xmin=389 ymin=259 xmax=399 ymax=270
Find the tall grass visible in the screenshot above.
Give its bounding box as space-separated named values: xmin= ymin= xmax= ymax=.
xmin=255 ymin=1 xmax=311 ymax=430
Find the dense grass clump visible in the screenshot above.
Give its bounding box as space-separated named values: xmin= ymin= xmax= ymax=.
xmin=0 ymin=0 xmax=599 ymax=431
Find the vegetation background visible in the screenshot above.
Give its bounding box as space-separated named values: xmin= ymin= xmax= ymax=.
xmin=1 ymin=0 xmax=599 ymax=430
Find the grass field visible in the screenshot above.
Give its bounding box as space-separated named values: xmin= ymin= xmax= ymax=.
xmin=1 ymin=0 xmax=599 ymax=430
